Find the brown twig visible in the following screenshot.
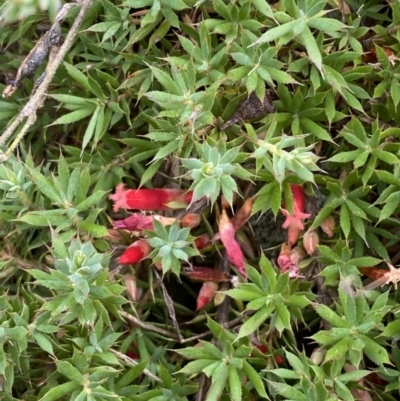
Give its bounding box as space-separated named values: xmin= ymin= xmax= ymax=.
xmin=110 ymin=349 xmax=162 ymax=382
xmin=153 ymin=267 xmax=183 ymax=342
xmin=180 ymin=311 xmax=252 ymax=344
xmin=362 ymin=24 xmax=400 ymax=46
xmin=216 ymin=251 xmax=231 ymax=325
xmin=119 ymin=311 xmax=180 ymax=340
xmin=0 ymin=0 xmax=95 ymax=161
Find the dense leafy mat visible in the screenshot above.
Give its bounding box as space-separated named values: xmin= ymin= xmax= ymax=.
xmin=1 ymin=0 xmax=400 ymax=400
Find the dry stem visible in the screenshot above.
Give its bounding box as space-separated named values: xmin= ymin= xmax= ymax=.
xmin=0 ymin=0 xmax=95 ymax=162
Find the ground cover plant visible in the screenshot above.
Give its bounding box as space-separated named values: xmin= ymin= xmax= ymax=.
xmin=0 ymin=0 xmax=400 ymax=400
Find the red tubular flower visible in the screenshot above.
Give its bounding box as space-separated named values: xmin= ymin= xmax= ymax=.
xmin=118 ymin=239 xmax=152 ymax=265
xmin=281 ymin=185 xmax=311 ymax=230
xmin=113 ymin=214 xmax=176 ymax=231
xmin=219 ymin=210 xmax=246 ymax=277
xmin=196 ymin=281 xmax=219 ymax=310
xmin=183 ymin=266 xmax=231 ymax=282
xmin=109 ymin=184 xmax=193 ymax=212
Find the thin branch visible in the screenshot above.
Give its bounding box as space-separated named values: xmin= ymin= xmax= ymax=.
xmin=153 ymin=267 xmax=183 ymax=342
xmin=119 ymin=311 xmax=180 ymax=340
xmin=110 ymin=349 xmax=162 ymax=382
xmin=216 ymin=250 xmax=231 ymax=325
xmin=0 ymin=0 xmax=95 ymax=161
xmin=180 ymin=312 xmax=252 ymax=344
xmin=362 ymin=24 xmax=400 ymax=46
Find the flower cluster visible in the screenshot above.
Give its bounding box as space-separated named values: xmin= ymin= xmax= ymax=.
xmin=109 ymin=183 xmax=255 ymax=309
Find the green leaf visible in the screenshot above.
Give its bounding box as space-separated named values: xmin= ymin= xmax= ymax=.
xmin=63 ymin=62 xmax=90 ymax=91
xmin=300 ymin=117 xmax=333 ymax=142
xmin=228 ymin=365 xmax=242 ymax=401
xmin=269 ymin=368 xmax=300 ymax=379
xmin=270 ymin=381 xmax=308 ymax=400
xmin=350 ymin=214 xmax=366 ymax=242
xmin=325 ymin=338 xmax=350 ymax=362
xmin=360 ymin=335 xmax=391 ymax=365
xmin=254 ymin=20 xmax=298 ymax=44
xmin=153 ymin=140 xmax=180 ymax=160
xmin=149 ymin=65 xmax=182 ymax=95
xmin=252 ymin=0 xmax=276 ymax=20
xmin=382 ymin=319 xmax=400 ymax=337
xmin=76 ymin=221 xmax=108 ymax=238
xmin=336 ymin=369 xmax=372 ymax=383
xmin=57 ymin=361 xmax=85 ymax=384
xmin=340 ymin=203 xmax=351 ymax=240
xmin=348 ymin=257 xmax=381 ymax=267
xmin=38 ymin=382 xmax=81 ymax=401
xmin=237 ymin=305 xmax=273 ymax=339
xmin=75 ymin=190 xmax=106 ymax=212
xmin=328 ymin=150 xmax=363 ymax=163
xmin=28 ymin=169 xmax=63 ymax=204
xmin=51 ymin=107 xmax=96 ymax=125
xmin=379 ymin=191 xmax=400 ymax=221
xmin=33 ymin=332 xmax=54 ymax=355
xmin=57 ymin=153 xmax=69 ymax=196
xmin=139 ymin=159 xmax=164 ymax=187
xmin=372 ymin=149 xmax=400 ymax=164
xmin=308 ymin=17 xmax=347 ymax=32
xmin=315 ymin=304 xmax=348 ymax=328
xmin=178 ymin=359 xmax=217 ymax=375
xmin=242 ymin=360 xmax=268 ymax=398
xmin=50 ymin=94 xmax=95 ymax=106
xmin=206 ymin=362 xmax=228 ymax=401
xmin=81 ymin=105 xmax=101 ymax=153
xmin=299 ymin=25 xmax=322 ymax=74
xmin=176 ymin=345 xmax=220 ymax=360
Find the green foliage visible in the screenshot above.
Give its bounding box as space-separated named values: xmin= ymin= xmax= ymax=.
xmin=177 ymin=318 xmax=268 ymax=401
xmin=146 ymin=220 xmax=198 ymax=275
xmin=182 ymin=142 xmax=252 ymax=205
xmin=1 ymin=0 xmax=400 ymax=400
xmin=225 ymin=255 xmax=313 ymax=338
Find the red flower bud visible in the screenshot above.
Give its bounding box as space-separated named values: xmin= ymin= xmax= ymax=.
xmin=277 ymin=243 xmax=304 ymax=278
xmin=196 ymin=281 xmax=219 ymax=310
xmin=124 ymin=274 xmax=142 ymax=302
xmin=310 ymin=347 xmax=326 ymax=365
xmin=287 ymin=223 xmax=301 ymax=246
xmin=303 ymin=230 xmax=319 ymax=255
xmin=277 ymin=243 xmax=291 ymax=270
xmin=320 ymin=215 xmax=335 ymax=238
xmin=181 ymin=213 xmax=201 ymax=228
xmin=109 ymin=184 xmax=193 ymax=212
xmin=219 ymin=210 xmax=246 ymax=277
xmin=118 ymin=239 xmax=152 ymax=264
xmin=194 ymin=233 xmax=212 ymax=250
xmin=289 ymin=246 xmax=306 ymax=265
